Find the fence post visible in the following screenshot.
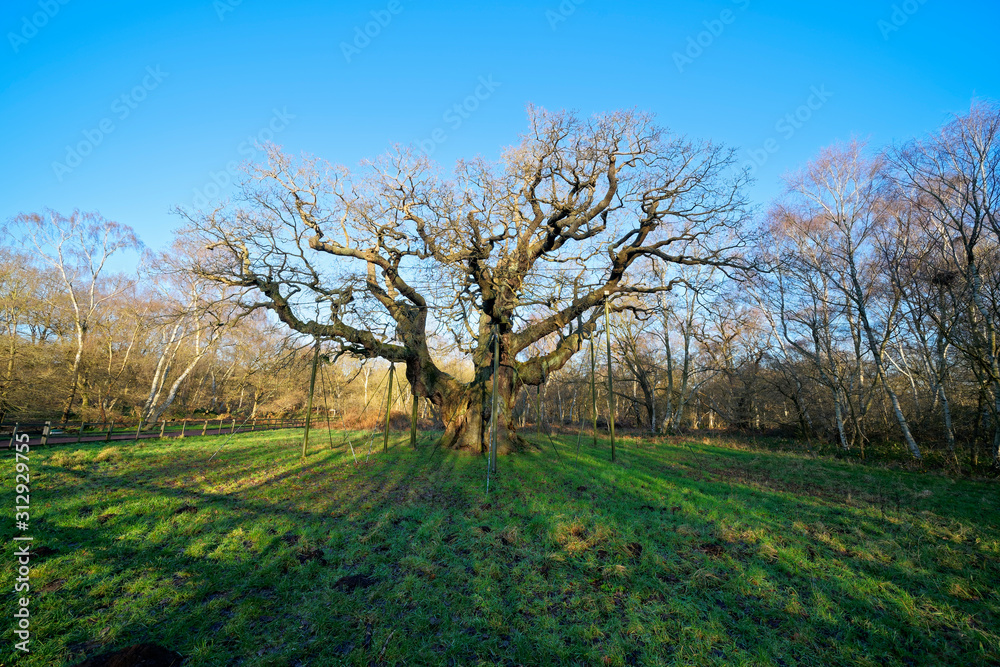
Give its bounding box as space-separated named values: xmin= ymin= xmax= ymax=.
xmin=180 ymin=421 xmax=186 ymax=438
xmin=40 ymin=421 xmax=51 ymax=446
xmin=231 ymin=418 xmax=236 ymax=434
xmin=202 ymin=419 xmax=208 ymax=436
xmin=105 ymin=423 xmax=113 ymax=442
xmin=218 ymin=418 xmax=224 ymax=435
xmin=134 ymin=421 xmax=143 ymax=441
xmin=160 ymin=420 xmax=166 ymax=438
xmin=252 ymin=419 xmax=256 ymax=432
xmin=78 ymin=422 xmax=86 ymax=444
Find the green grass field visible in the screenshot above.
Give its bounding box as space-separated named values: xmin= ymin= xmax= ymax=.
xmin=4 ymin=429 xmax=999 ymax=666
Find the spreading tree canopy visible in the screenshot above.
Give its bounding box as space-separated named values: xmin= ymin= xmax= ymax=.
xmin=181 ymin=107 xmax=752 ymax=453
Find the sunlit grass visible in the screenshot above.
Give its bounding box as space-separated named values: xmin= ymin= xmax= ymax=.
xmin=3 ymin=429 xmax=998 ymax=665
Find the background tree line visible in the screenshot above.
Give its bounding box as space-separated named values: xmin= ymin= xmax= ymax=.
xmin=3 ymin=102 xmax=998 ymax=469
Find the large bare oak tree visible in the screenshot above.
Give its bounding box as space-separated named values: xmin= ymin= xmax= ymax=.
xmin=180 ymin=108 xmax=751 ymax=453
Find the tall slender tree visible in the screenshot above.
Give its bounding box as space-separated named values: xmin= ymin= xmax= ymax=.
xmin=5 ymin=210 xmax=141 ymax=423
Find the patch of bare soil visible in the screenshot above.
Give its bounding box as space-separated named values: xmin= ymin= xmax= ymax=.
xmin=334 ymin=574 xmax=377 ymax=592
xmin=697 ymin=543 xmax=726 ymax=558
xmin=73 ymin=643 xmax=183 ymax=666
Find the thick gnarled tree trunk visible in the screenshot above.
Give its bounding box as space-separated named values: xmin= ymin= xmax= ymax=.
xmin=438 ymin=383 xmax=487 ymax=453
xmin=412 ymin=346 xmax=533 ymax=454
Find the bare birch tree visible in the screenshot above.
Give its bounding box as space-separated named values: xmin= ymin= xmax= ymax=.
xmin=5 ymin=210 xmax=142 ymax=423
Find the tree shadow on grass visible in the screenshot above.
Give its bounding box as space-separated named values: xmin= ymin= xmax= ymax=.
xmin=5 ymin=432 xmax=998 ymax=666
xmin=5 ymin=433 xmax=488 ymax=665
xmin=491 ymin=436 xmax=1000 ymax=666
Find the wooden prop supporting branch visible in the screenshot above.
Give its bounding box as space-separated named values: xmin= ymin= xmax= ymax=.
xmin=605 ymin=292 xmax=616 ymax=462
xmin=590 ymin=338 xmax=598 ymax=447
xmin=318 ymin=356 xmax=335 ymax=451
xmin=489 ymin=327 xmax=499 ymax=475
xmin=368 ymin=366 xmax=404 ymax=459
xmin=410 ymin=389 xmax=419 ymax=449
xmin=382 ymin=364 xmax=395 ymax=452
xmin=536 ymin=384 xmax=543 ymax=435
xmin=302 ymin=341 xmax=320 ymax=458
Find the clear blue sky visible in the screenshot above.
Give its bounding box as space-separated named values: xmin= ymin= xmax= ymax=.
xmin=3 ymin=0 xmax=998 ymax=255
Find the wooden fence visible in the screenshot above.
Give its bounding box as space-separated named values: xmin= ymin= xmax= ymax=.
xmin=1 ymin=417 xmax=306 ymax=448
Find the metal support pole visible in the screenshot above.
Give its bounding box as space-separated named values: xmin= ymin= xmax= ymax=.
xmin=536 ymin=384 xmax=542 ymax=435
xmin=590 ymin=338 xmax=598 ymax=446
xmin=302 ymin=341 xmax=320 ymax=458
xmin=489 ymin=328 xmax=499 ymax=474
xmin=382 ymin=364 xmax=395 ymax=452
xmin=605 ymin=292 xmax=616 ymax=462
xmin=318 ymin=361 xmax=335 ymax=451
xmin=410 ymin=393 xmax=419 ymax=449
